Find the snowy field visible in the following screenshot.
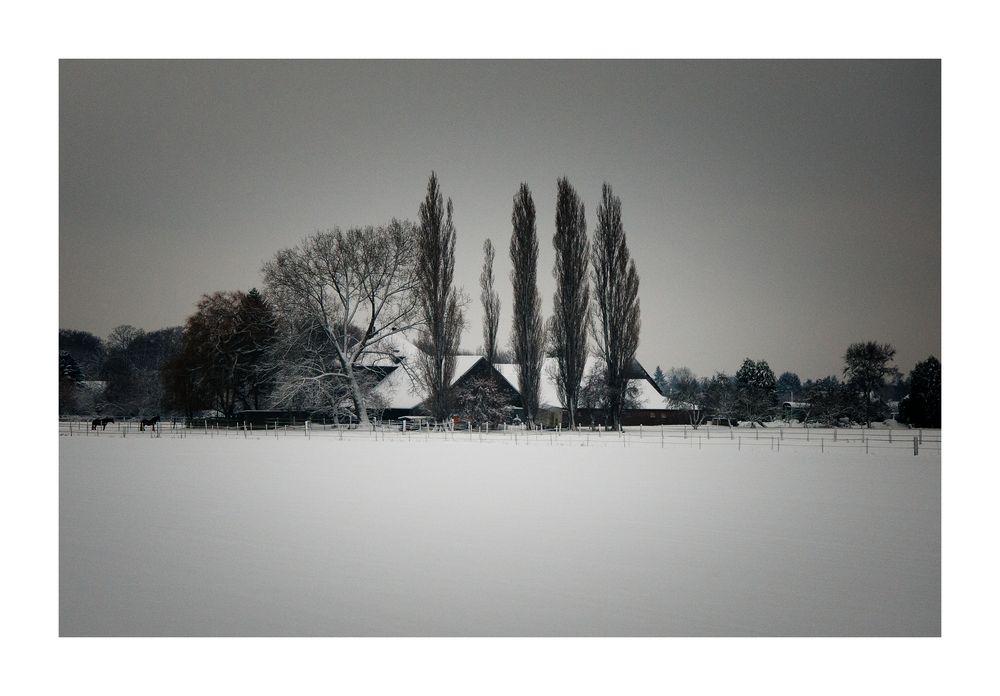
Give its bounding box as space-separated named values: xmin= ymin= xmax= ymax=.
xmin=60 ymin=432 xmax=940 ymax=636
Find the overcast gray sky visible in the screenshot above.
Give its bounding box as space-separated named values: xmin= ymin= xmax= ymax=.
xmin=59 ymin=60 xmax=939 ymax=379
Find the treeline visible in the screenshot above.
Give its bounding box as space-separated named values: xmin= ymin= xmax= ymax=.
xmin=651 ymin=343 xmax=941 ymax=429
xmin=59 ymin=173 xmax=644 ymax=430
xmin=60 ymin=326 xmax=183 ymax=417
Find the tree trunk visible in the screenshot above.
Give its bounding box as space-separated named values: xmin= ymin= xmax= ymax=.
xmin=343 ymin=362 xmax=370 ymax=427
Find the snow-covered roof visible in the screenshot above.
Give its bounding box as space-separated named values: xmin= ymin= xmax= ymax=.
xmin=371 ymin=343 xmax=681 ymax=413
xmin=371 ymin=352 xmax=490 ymax=410
xmin=630 ymin=373 xmax=668 ymax=409
xmin=371 ymin=364 xmax=423 ymax=409
xmin=496 ymin=356 xmax=673 ymax=411
xmin=450 ymin=356 xmax=484 ymax=386
xmin=362 ymin=333 xmax=424 ymax=367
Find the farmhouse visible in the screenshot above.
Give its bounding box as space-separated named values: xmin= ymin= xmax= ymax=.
xmin=369 ymin=336 xmax=695 ymax=426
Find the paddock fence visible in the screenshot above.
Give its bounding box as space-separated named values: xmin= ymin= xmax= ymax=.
xmin=58 ymin=417 xmax=942 ymax=456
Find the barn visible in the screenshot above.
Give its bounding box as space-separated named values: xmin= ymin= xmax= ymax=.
xmin=495 ymin=356 xmax=696 ymax=427
xmin=370 ymin=339 xmax=520 ymax=421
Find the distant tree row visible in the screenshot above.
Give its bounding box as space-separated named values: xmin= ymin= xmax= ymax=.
xmin=59 ymin=325 xmax=182 ymax=417
xmin=653 ymin=342 xmax=940 ymax=428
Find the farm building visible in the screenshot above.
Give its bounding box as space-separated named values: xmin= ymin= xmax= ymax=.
xmin=495 ymin=357 xmax=696 ymax=427
xmin=368 ymin=337 xmax=520 ymax=421
xmin=368 ymin=335 xmax=695 ymax=426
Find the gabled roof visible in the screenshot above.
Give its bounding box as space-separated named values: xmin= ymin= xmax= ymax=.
xmin=368 ymin=334 xmax=684 ymax=413
xmin=371 ymin=352 xmax=493 ymax=410
xmin=371 ymin=364 xmax=422 ymax=410
xmin=496 ymin=356 xmax=674 ymax=411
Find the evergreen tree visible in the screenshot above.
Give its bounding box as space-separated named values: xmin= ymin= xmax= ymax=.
xmin=899 ymin=355 xmax=941 ymax=428
xmin=652 ymin=366 xmax=667 ymax=394
xmin=59 ymin=329 xmax=105 ymax=379
xmin=60 ymin=350 xmax=84 ymax=383
xmin=240 ymin=288 xmax=277 ymax=409
xmin=59 ymin=350 xmax=83 ymax=414
xmin=735 ymin=358 xmax=777 ymax=422
xmin=510 ymin=183 xmax=545 ymax=426
xmin=590 ymin=183 xmax=640 ymax=431
xmin=775 ymin=371 xmax=802 ymax=402
xmin=548 ymin=177 xmax=590 ymax=429
xmin=453 ymin=376 xmax=508 ymax=427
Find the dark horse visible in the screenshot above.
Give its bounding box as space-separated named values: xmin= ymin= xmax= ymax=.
xmin=139 ymin=415 xmax=160 ymax=432
xmin=91 ymin=417 xmax=115 ymax=431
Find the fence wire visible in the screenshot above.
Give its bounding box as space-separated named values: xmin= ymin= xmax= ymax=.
xmin=58 ymin=419 xmax=941 ymax=456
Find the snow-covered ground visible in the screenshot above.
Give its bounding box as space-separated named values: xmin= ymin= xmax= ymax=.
xmin=60 ymin=434 xmax=940 ymax=636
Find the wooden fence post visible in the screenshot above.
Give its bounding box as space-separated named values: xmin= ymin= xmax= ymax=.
xmin=913 ymin=436 xmax=918 ymax=456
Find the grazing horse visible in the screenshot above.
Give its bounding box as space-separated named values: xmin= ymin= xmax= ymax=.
xmin=91 ymin=417 xmax=115 ymax=431
xmin=139 ymin=415 xmax=160 ymax=432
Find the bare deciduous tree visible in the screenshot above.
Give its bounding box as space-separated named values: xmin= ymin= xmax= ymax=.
xmin=264 ymin=313 xmax=370 ymax=420
xmin=510 ymin=183 xmax=545 ymax=426
xmin=665 ymin=370 xmax=705 ymax=428
xmin=703 ymin=372 xmax=739 ymax=429
xmin=578 ymin=359 xmax=642 ymax=429
xmin=548 ymin=177 xmax=589 ymax=429
xmin=416 ymin=172 xmax=465 ymax=421
xmin=590 ymin=183 xmax=640 ymax=432
xmin=262 ymin=220 xmax=421 ymax=426
xmin=480 ymin=238 xmax=501 ymax=365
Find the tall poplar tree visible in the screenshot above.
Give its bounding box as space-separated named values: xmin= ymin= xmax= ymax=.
xmin=549 ymin=177 xmax=590 ymax=429
xmin=480 ymin=238 xmax=501 ymax=365
xmin=416 ymin=172 xmax=464 ymax=421
xmin=510 ymin=183 xmax=545 ymax=426
xmin=590 ymin=183 xmax=640 ymax=432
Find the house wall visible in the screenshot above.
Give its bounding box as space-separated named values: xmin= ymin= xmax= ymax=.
xmin=576 ymin=408 xmax=693 ymax=427
xmin=453 ymin=359 xmax=523 ymax=406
